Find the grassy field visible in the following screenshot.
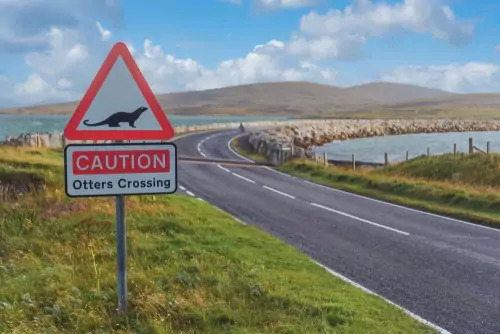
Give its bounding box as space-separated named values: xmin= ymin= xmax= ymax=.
xmin=231 ymin=137 xmax=500 ymax=227
xmin=0 ymin=146 xmax=435 ymax=333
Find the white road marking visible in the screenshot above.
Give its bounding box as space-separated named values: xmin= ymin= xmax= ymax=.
xmin=186 ymin=191 xmax=195 ymax=197
xmin=197 ymin=197 xmax=205 ymax=201
xmin=232 ymin=172 xmax=255 ymax=183
xmin=304 ymin=180 xmax=500 ymax=234
xmin=217 ymin=164 xmax=231 ymax=172
xmin=212 ymin=205 xmax=247 ymax=225
xmin=227 ymin=133 xmax=255 ymax=163
xmin=264 ymin=166 xmax=292 ymax=176
xmin=313 ymin=261 xmax=451 ymax=334
xmin=179 ymin=185 xmax=186 ymax=190
xmin=197 ymin=132 xmax=230 ymax=158
xmin=310 ymin=202 xmax=410 ymax=236
xmin=262 ymin=186 xmax=295 ymax=199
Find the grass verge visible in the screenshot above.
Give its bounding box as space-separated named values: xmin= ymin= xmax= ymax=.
xmin=231 ymin=136 xmax=500 ymax=227
xmin=0 ymin=145 xmax=435 ymax=333
xmin=230 ymin=135 xmax=268 ymax=164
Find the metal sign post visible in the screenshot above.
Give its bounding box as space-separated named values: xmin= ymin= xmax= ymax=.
xmin=116 ymin=194 xmax=127 ymax=313
xmin=115 ymin=139 xmax=127 ymax=314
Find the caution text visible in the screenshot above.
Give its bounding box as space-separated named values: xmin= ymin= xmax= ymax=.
xmin=72 ymin=149 xmax=170 ymax=175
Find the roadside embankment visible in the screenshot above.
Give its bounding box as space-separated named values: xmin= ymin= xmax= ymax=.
xmin=0 ymin=145 xmax=435 ymax=333
xmin=232 ymin=136 xmax=500 ymax=227
xmin=246 ymin=119 xmax=500 ymax=162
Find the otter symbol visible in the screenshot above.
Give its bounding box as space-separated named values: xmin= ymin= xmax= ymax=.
xmin=83 ymin=106 xmax=148 ymax=128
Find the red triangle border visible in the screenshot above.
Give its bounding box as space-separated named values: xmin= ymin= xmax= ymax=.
xmin=63 ymin=42 xmax=175 ymax=141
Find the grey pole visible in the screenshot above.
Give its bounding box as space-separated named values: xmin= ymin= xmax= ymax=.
xmin=116 ymin=195 xmax=127 ymax=313
xmin=115 ymin=140 xmax=127 ymax=314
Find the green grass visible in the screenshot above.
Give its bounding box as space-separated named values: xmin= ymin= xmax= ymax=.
xmin=0 ymin=145 xmax=435 ymax=333
xmin=231 ymin=136 xmax=500 ymax=227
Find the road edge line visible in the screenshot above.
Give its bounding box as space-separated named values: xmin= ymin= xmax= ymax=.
xmin=314 ymin=261 xmax=451 ymax=333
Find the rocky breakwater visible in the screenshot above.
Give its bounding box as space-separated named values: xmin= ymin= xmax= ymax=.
xmin=246 ymin=119 xmax=500 ymax=163
xmin=0 ymin=120 xmax=309 ymax=148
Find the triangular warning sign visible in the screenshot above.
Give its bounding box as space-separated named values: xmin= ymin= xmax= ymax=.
xmin=64 ymin=42 xmax=175 ymax=141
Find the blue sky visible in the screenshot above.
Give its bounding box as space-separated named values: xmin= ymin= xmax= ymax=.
xmin=1 ymin=0 xmax=500 ymax=107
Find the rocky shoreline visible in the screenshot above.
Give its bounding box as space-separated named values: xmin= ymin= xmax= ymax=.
xmin=246 ymin=119 xmax=500 ymax=163
xmin=0 ymin=120 xmax=306 ymax=148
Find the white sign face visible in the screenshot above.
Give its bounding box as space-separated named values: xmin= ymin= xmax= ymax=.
xmin=64 ymin=143 xmax=177 ymax=197
xmin=75 ymin=56 xmax=163 ymax=132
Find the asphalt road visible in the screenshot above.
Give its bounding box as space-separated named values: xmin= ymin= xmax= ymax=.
xmin=174 ymin=129 xmax=500 ymax=334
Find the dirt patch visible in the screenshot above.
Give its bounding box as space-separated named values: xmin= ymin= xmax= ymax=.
xmin=0 ymin=171 xmax=45 ymax=200
xmin=40 ymin=200 xmax=91 ymax=220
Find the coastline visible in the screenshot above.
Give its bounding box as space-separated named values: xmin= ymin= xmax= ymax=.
xmin=246 ymin=119 xmax=500 ymax=162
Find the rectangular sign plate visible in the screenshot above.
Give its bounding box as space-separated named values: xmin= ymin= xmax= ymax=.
xmin=64 ymin=142 xmax=177 ymax=197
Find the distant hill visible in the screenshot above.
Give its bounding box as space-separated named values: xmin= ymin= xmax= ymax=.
xmin=343 ymin=82 xmax=454 ymax=103
xmin=0 ymin=81 xmax=378 ymax=116
xmin=2 ymin=80 xmax=500 ymax=118
xmin=154 ymin=82 xmax=380 ymax=115
xmin=385 ymin=93 xmax=500 ymax=109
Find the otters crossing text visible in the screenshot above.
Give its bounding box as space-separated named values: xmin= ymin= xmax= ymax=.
xmin=64 ymin=142 xmax=177 ymax=197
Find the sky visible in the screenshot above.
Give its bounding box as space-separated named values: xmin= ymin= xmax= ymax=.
xmin=1 ymin=0 xmax=500 ymax=107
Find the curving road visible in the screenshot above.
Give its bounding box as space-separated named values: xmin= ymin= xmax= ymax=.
xmin=174 ymin=129 xmax=500 ymax=334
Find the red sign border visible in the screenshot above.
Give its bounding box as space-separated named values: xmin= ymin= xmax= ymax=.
xmin=63 ymin=42 xmax=175 ymax=141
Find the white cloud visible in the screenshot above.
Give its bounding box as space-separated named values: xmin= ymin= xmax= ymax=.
xmin=496 ymin=44 xmax=500 ymax=52
xmin=4 ymin=21 xmax=116 ymax=105
xmin=255 ymin=0 xmax=320 ymax=9
xmin=135 ymin=38 xmax=337 ymax=93
xmin=125 ymin=42 xmax=136 ymax=55
xmin=382 ymin=62 xmax=500 ymax=93
xmin=14 ymin=73 xmax=58 ymax=103
xmin=287 ymin=34 xmax=366 ymax=61
xmin=292 ymin=0 xmax=474 ymax=60
xmin=96 ymin=22 xmax=112 ymax=41
xmin=57 ymin=78 xmax=73 ymax=89
xmin=0 ymin=0 xmax=122 ymax=53
xmin=24 ymin=28 xmax=90 ymax=77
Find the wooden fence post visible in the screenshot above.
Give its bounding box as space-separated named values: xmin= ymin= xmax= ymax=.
xmin=453 ymin=143 xmax=457 ymax=155
xmin=323 ymin=152 xmax=328 ymax=167
xmin=406 ymin=151 xmax=409 ymax=161
xmin=469 ymin=137 xmax=473 ymax=154
xmin=384 ymin=152 xmax=388 ymax=165
xmin=487 ymin=141 xmax=490 ymax=154
xmin=427 ymin=147 xmax=430 ymax=157
xmin=352 ymin=153 xmax=356 ymax=170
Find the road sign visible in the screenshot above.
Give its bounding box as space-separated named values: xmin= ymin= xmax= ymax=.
xmin=63 ymin=42 xmax=175 ymax=141
xmin=64 ymin=142 xmax=178 ymax=197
